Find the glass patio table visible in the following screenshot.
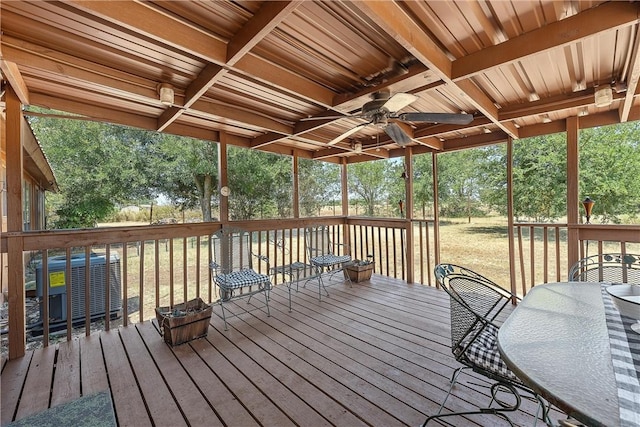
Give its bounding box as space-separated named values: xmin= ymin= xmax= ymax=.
xmin=497 ymin=282 xmax=629 ymax=427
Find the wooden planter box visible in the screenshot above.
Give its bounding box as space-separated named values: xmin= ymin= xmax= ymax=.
xmin=155 ymin=297 xmax=212 ymax=346
xmin=344 ymin=263 xmax=374 ymax=282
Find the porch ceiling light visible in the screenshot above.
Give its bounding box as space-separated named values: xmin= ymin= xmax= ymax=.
xmin=594 ymin=86 xmax=613 ymax=107
xmin=157 ymin=83 xmax=174 ymax=106
xmin=354 ymin=142 xmax=362 ymax=153
xmin=542 ymin=114 xmax=552 ymax=123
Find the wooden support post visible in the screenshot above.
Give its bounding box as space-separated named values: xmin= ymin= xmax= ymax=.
xmin=340 ymin=158 xmax=350 ymax=251
xmin=506 ymin=138 xmax=518 ymax=300
xmin=432 ymin=152 xmax=441 ymax=272
xmin=218 ymin=133 xmax=229 ymax=224
xmin=341 ymin=158 xmax=348 ymax=216
xmin=404 ymin=147 xmax=414 ymax=284
xmin=292 ymin=154 xmax=299 ymax=218
xmin=6 ymin=86 xmax=26 ymax=359
xmin=566 ymin=116 xmax=580 ymax=273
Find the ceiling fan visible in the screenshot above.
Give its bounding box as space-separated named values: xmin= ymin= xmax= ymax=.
xmin=302 ymin=89 xmax=473 ymax=146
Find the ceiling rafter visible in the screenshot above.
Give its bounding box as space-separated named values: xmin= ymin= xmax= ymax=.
xmin=451 ymin=1 xmax=640 ymax=81
xmin=158 ymin=1 xmax=302 ymax=131
xmin=350 ymin=1 xmax=519 ymax=140
xmin=67 ymin=0 xmax=334 ymax=108
xmin=619 ymin=28 xmax=640 ymax=122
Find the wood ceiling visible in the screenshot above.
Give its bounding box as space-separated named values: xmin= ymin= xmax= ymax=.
xmin=1 ymin=1 xmax=639 ymax=164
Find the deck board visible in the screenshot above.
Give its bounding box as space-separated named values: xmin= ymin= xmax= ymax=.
xmin=14 ymin=344 xmax=55 ymax=420
xmin=101 ymin=329 xmax=153 ymax=427
xmin=50 ymin=339 xmax=81 ymax=407
xmin=1 ymin=351 xmax=32 ymax=425
xmin=136 ymin=322 xmax=220 ymax=427
xmin=118 ymin=325 xmax=187 ymax=427
xmin=79 ymin=334 xmax=109 ymax=396
xmin=1 ymin=275 xmax=565 ymax=427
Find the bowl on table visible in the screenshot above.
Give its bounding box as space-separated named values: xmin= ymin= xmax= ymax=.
xmin=606 ymin=284 xmax=640 ymax=333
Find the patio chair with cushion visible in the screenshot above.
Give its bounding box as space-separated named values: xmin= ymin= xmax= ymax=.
xmin=424 ymin=263 xmax=551 ymax=427
xmin=210 ymin=226 xmax=272 ymax=330
xmin=569 ymin=253 xmax=640 ymax=284
xmin=304 ymin=226 xmax=352 ymax=300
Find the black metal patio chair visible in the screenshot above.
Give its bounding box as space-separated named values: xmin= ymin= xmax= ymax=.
xmin=210 ymin=226 xmax=272 ymax=330
xmin=304 ymin=226 xmax=352 ymax=300
xmin=423 ymin=263 xmax=551 ymax=427
xmin=569 ymin=253 xmax=640 ymax=284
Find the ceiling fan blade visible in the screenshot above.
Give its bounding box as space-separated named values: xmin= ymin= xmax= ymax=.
xmin=300 ymin=114 xmax=360 ymax=121
xmin=327 ymin=123 xmax=368 ymax=146
xmin=384 ymin=122 xmax=412 ymax=146
xmin=383 ymin=93 xmax=418 ymax=112
xmin=398 ymin=112 xmax=473 ymax=125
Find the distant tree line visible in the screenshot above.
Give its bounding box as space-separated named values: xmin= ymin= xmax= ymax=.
xmin=27 ymin=111 xmax=640 ymax=228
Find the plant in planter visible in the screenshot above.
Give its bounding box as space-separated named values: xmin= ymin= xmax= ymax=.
xmin=344 ymin=255 xmax=375 ymax=282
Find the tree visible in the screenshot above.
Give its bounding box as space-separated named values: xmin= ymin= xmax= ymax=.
xmin=148 ymin=134 xmax=218 ymax=221
xmin=579 ymin=123 xmax=640 ymax=223
xmin=28 ymin=115 xmax=152 ymax=228
xmin=227 ymin=147 xmax=291 ymax=220
xmin=437 ymin=149 xmax=485 ymax=220
xmin=298 ymin=159 xmax=340 ymax=216
xmin=413 ymin=154 xmax=435 ymax=218
xmin=348 ymin=160 xmax=388 ymax=216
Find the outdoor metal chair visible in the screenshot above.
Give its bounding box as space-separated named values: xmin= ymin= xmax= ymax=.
xmin=569 ymin=253 xmax=640 ymax=284
xmin=424 ymin=263 xmax=551 ymax=427
xmin=304 ymin=226 xmax=352 ymax=300
xmin=210 ymin=226 xmax=272 ymax=330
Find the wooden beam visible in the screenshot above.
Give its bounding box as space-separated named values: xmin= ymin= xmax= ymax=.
xmin=351 ymin=1 xmax=518 ymax=139
xmin=159 ymin=2 xmax=301 ymax=131
xmin=190 ymin=100 xmax=292 ymax=135
xmin=227 ymin=1 xmax=302 ymax=64
xmin=498 ymin=88 xmax=625 ymax=121
xmin=157 ymin=65 xmax=228 ymax=132
xmin=442 ymin=131 xmax=509 ymax=152
xmin=452 ymin=1 xmax=640 ymax=80
xmin=69 ymin=0 xmax=227 ymax=63
xmin=29 ymin=93 xmax=158 ymax=130
xmin=0 ymin=60 xmax=29 ymax=105
xmin=2 ymin=39 xmax=156 ymax=99
xmin=619 ymin=28 xmax=640 ymax=122
xmin=518 ymin=108 xmax=640 ymax=139
xmin=68 ymin=0 xmax=334 ymax=107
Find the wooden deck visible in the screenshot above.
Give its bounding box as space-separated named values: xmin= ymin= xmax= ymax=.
xmin=1 ymin=274 xmax=564 ymax=426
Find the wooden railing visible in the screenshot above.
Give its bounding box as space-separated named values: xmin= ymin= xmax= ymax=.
xmin=3 ymin=217 xmax=638 ymax=357
xmin=3 ymin=217 xmax=431 ymax=353
xmin=512 ymin=223 xmax=640 ymax=296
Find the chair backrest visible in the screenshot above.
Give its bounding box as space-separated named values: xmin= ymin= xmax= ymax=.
xmin=212 ymin=227 xmax=254 ymax=274
xmin=305 ymin=226 xmax=337 ymax=259
xmin=435 ymin=264 xmax=514 ymax=354
xmin=569 ymin=253 xmax=640 ymax=284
